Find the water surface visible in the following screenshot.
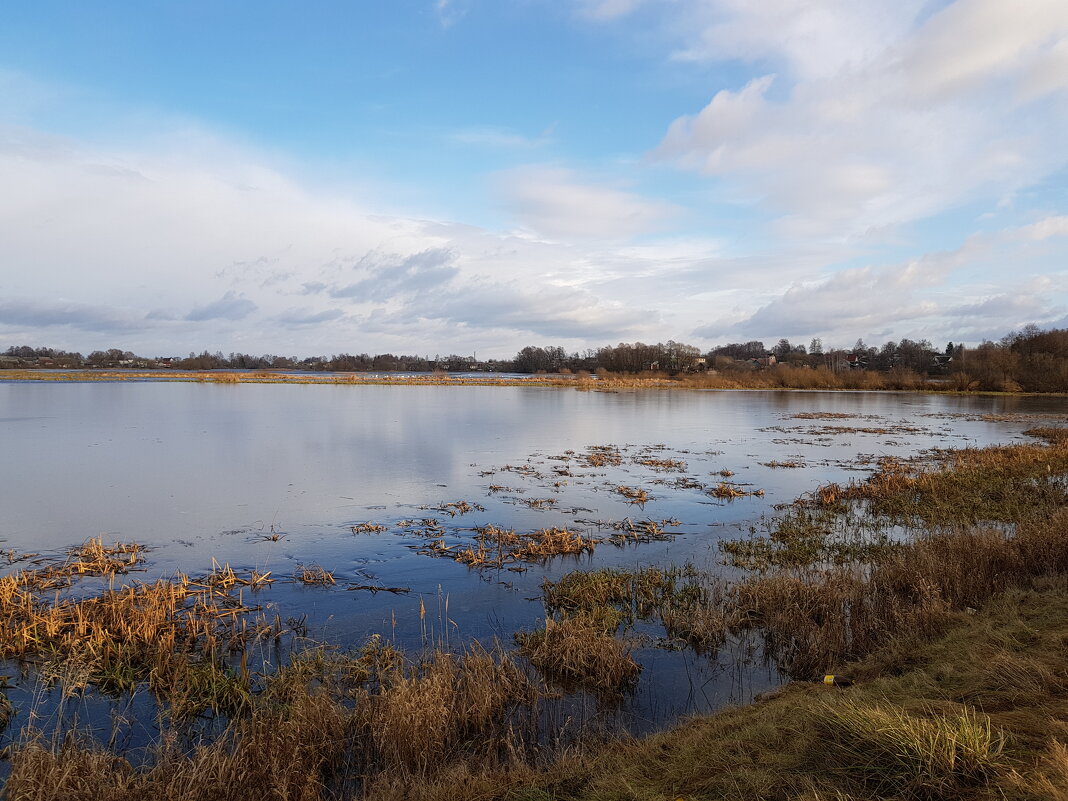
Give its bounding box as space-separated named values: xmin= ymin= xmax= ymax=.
xmin=1 ymin=382 xmax=1061 ymax=736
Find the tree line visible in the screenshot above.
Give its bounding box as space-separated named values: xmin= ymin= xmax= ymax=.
xmin=4 ymin=325 xmax=1068 ymax=392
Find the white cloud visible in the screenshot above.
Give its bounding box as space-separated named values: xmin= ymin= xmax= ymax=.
xmin=574 ymin=0 xmax=646 ymax=21
xmin=0 ymin=120 xmax=681 ymax=355
xmin=1015 ymin=215 xmax=1068 ymax=241
xmin=496 ymin=166 xmax=680 ymax=239
xmin=434 ymin=0 xmax=468 ymax=28
xmin=692 ymin=222 xmax=1068 ymax=344
xmin=652 ymin=0 xmax=1068 ymax=238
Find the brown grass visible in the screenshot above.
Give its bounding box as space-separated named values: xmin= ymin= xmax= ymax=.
xmin=351 ymin=523 xmax=387 ymax=534
xmin=515 ymin=612 xmax=640 ymax=695
xmin=295 ymin=564 xmax=336 ymax=585
xmin=5 ymin=638 xmax=541 ymax=800
xmin=498 ymin=583 xmax=1068 ymax=801
xmin=582 ymin=445 xmax=623 ymax=468
xmin=613 ymin=485 xmax=650 ymax=504
xmin=442 ymin=525 xmax=599 ymax=568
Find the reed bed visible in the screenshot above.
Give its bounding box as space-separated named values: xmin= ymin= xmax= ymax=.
xmin=721 ymin=429 xmax=1068 ymax=675
xmin=1 ymin=365 xmax=1035 ymax=396
xmin=4 ymin=430 xmax=1068 ymax=798
xmin=515 ymin=612 xmax=640 ymax=695
xmin=541 ymin=565 xmax=727 ymax=653
xmin=5 ymin=638 xmax=542 ymax=801
xmin=798 ymin=426 xmax=1068 ymax=527
xmin=0 ymin=550 xmax=284 ymax=719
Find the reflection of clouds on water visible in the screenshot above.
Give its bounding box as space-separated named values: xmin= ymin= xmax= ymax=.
xmin=0 ymin=383 xmax=1060 ymax=732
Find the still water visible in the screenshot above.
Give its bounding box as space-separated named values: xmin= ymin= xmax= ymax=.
xmin=0 ymin=382 xmax=1062 ymax=738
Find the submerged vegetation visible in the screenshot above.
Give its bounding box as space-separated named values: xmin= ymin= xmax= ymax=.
xmin=2 ymin=417 xmax=1068 ymax=798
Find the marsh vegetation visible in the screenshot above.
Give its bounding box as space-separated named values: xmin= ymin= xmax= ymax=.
xmin=0 ymin=385 xmax=1065 ymax=798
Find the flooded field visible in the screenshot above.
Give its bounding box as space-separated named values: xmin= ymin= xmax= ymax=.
xmin=0 ymin=382 xmax=1064 ymax=758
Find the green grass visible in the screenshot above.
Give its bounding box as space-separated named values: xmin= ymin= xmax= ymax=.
xmin=498 ymin=582 xmax=1068 ymax=801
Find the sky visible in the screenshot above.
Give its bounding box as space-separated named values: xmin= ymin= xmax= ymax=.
xmin=2 ymin=0 xmax=1067 ymax=359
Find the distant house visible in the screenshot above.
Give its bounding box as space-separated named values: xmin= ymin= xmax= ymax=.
xmin=748 ymin=354 xmax=777 ymax=369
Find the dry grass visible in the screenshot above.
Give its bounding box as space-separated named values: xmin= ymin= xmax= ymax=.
xmin=6 ymin=638 xmax=541 ymax=801
xmin=804 ymin=428 xmax=1068 ymax=527
xmin=7 ymin=428 xmax=1068 ymax=800
xmin=515 ymin=613 xmax=640 ymax=696
xmin=708 ymin=481 xmax=765 ymax=499
xmin=613 ymin=485 xmax=650 ymax=504
xmin=817 ymin=702 xmax=1008 ymax=798
xmin=295 ymin=564 xmax=337 ymax=585
xmin=541 ymin=565 xmax=727 ymax=653
xmin=582 ymin=446 xmax=623 ymax=468
xmin=351 ymin=523 xmax=387 ymax=534
xmin=633 ymin=456 xmax=687 ymax=472
xmin=497 ymin=583 xmax=1068 ymax=801
xmin=440 ymin=525 xmax=599 ymax=568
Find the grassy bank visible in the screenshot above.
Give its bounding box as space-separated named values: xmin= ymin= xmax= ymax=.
xmin=499 ymin=580 xmax=1068 ymax=801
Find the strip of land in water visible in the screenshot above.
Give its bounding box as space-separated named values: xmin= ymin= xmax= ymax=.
xmin=2 ymin=367 xmax=1062 ymax=394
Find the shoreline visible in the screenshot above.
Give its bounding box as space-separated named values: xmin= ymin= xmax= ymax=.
xmin=1 ymin=368 xmax=1062 ymax=397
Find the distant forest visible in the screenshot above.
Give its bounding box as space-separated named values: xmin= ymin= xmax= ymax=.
xmin=4 ymin=325 xmax=1068 ymax=393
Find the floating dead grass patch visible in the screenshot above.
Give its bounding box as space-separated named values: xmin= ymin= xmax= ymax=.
xmin=428 ymin=525 xmax=598 ymax=568
xmin=614 ymin=485 xmax=650 ymax=505
xmin=583 ymin=446 xmax=623 ymax=468
xmin=18 ymin=538 xmax=148 ymax=590
xmin=352 ymin=522 xmax=387 ymax=534
xmin=425 ymin=501 xmax=484 ymax=516
xmin=295 ymin=564 xmax=337 ymax=585
xmin=634 ymin=457 xmax=687 ymax=472
xmin=708 ymin=482 xmax=764 ymax=499
xmin=396 ymin=518 xmax=445 ymax=537
xmin=186 ymin=559 xmax=275 ymax=591
xmin=501 ymin=464 xmax=543 ymax=479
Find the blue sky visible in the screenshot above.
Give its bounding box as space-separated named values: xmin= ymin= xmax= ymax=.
xmin=2 ymin=0 xmax=1067 ymax=357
